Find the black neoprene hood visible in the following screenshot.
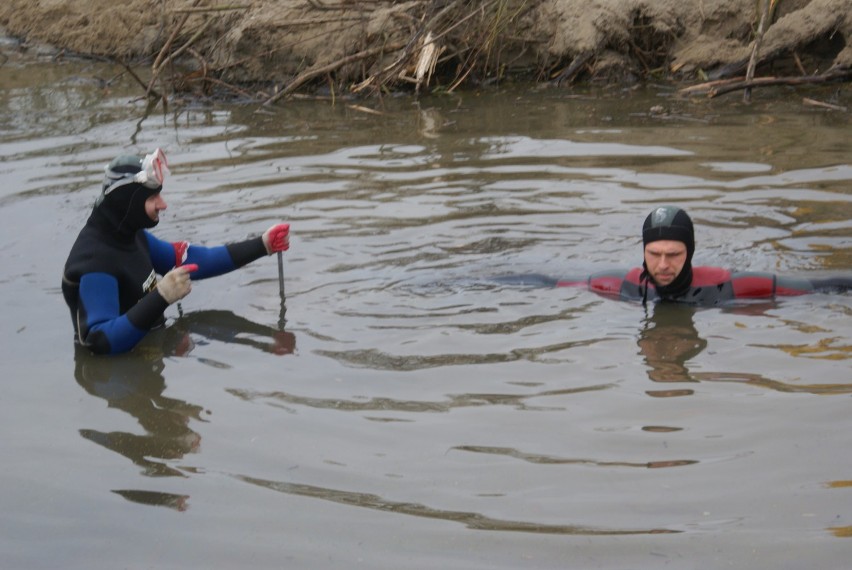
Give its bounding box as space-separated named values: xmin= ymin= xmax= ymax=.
xmin=639 ymin=206 xmax=696 ymax=299
xmin=95 ymin=154 xmax=163 ymax=236
xmin=642 ymin=206 xmax=695 ymax=261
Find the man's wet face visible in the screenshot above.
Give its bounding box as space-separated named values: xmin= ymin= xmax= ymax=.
xmin=145 ymin=192 xmax=167 ymax=223
xmin=644 ymin=240 xmax=687 ymax=286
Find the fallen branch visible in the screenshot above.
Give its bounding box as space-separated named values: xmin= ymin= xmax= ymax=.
xmin=792 ymin=51 xmax=806 ymax=76
xmin=147 ymin=0 xmax=203 ymax=97
xmin=275 ymin=17 xmax=364 ymax=26
xmin=117 ymin=60 xmax=160 ymax=99
xmin=550 ymin=51 xmax=594 ymax=85
xmin=410 ymin=32 xmax=443 ymax=93
xmin=346 ymin=103 xmax=385 ymax=116
xmin=262 ymin=43 xmax=404 ymax=106
xmin=354 ymin=0 xmax=466 ymax=94
xmin=676 ymin=76 xmax=744 ymax=96
xmin=743 ymin=0 xmax=773 ymax=103
xmin=802 ymin=97 xmax=848 ymax=112
xmin=171 ymin=5 xmax=250 ymax=13
xmin=166 ymin=17 xmax=216 ymax=69
xmin=709 ymin=70 xmax=852 ymax=97
xmin=678 ymin=70 xmax=852 ymax=98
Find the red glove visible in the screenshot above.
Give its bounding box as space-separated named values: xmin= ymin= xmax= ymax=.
xmin=173 ymin=241 xmax=190 ymax=267
xmin=263 ymin=223 xmax=290 ymax=254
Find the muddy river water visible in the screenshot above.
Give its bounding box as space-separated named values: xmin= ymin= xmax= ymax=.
xmin=1 ymin=44 xmax=851 ymax=569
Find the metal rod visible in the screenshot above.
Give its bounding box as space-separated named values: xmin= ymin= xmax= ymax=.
xmin=277 ymin=251 xmax=285 ymax=299
xmin=277 ymin=250 xmax=287 ymax=329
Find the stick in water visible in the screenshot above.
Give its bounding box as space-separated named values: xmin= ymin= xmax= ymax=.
xmin=277 ymin=250 xmax=287 ymax=328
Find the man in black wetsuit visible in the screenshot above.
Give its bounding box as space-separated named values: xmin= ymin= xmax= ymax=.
xmin=506 ymin=205 xmax=850 ymax=305
xmin=63 ymin=148 xmax=291 ymax=355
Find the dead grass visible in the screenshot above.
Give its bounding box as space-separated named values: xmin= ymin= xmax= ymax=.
xmin=1 ymin=0 xmax=851 ymax=102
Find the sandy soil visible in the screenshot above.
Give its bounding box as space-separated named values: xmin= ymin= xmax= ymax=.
xmin=1 ymin=0 xmax=851 ymax=97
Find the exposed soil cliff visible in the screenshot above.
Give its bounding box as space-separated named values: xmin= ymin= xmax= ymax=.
xmin=1 ymin=0 xmax=851 ymax=101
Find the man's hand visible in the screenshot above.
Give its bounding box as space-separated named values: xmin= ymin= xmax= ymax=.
xmin=157 ymin=265 xmax=197 ymax=304
xmin=263 ymin=223 xmax=290 ymax=254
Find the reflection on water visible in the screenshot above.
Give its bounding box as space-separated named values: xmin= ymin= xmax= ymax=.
xmin=692 ymin=370 xmax=852 ymax=394
xmin=111 ymin=490 xmax=191 ymax=512
xmin=314 ymin=336 xmax=608 ymax=370
xmin=228 ymin=382 xmax=613 ymax=414
xmin=74 ymin=346 xmax=206 ymax=480
xmin=638 ymin=304 xmax=706 ymax=384
xmin=638 ymin=304 xmax=702 ymax=398
xmin=638 ymin=303 xmax=852 ymax=396
xmin=73 ymin=311 xmax=296 ymax=510
xmin=451 ymin=445 xmax=698 ymax=470
xmin=233 ymin=474 xmax=680 ymax=536
xmin=163 ymin=309 xmax=296 ymax=357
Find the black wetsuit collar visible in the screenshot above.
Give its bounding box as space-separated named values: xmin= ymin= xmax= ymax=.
xmin=89 ymin=180 xmax=160 ymax=244
xmin=640 ymin=261 xmax=694 ymax=302
xmin=87 ymin=205 xmax=138 ymax=245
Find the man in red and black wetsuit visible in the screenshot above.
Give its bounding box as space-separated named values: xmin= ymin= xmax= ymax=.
xmin=510 ymin=206 xmax=850 ymax=305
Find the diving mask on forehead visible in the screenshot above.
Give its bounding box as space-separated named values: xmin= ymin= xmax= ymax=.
xmin=102 ymin=148 xmax=170 ymax=196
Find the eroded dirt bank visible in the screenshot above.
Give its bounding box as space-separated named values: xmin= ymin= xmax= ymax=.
xmin=1 ymin=0 xmax=851 ymax=100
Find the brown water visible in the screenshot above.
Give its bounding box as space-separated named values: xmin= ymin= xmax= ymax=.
xmin=2 ymin=42 xmax=851 ymax=569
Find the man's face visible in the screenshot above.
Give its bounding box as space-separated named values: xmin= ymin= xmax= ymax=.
xmin=644 ymin=240 xmax=687 ymax=286
xmin=145 ymin=192 xmax=167 ymax=223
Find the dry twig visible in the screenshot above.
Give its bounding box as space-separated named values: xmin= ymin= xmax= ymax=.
xmin=802 ymin=97 xmax=848 ymax=112
xmin=147 ymin=0 xmax=203 ymax=97
xmin=713 ymin=71 xmax=852 ymax=97
xmin=171 ymin=5 xmax=250 ymax=13
xmin=262 ymin=43 xmax=404 ymax=106
xmin=743 ymin=0 xmax=772 ymax=103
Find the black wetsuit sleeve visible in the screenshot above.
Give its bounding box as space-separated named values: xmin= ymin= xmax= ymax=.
xmin=226 ymin=236 xmax=268 ymax=269
xmin=492 ymin=273 xmax=561 ymax=287
xmin=808 ymin=276 xmax=852 ymax=293
xmin=125 ymin=290 xmax=171 ymax=331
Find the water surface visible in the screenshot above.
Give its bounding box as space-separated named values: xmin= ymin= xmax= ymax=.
xmin=1 ymin=43 xmax=851 ymax=569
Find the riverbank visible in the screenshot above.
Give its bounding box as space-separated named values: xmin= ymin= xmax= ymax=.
xmin=2 ymin=0 xmax=851 ymax=102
